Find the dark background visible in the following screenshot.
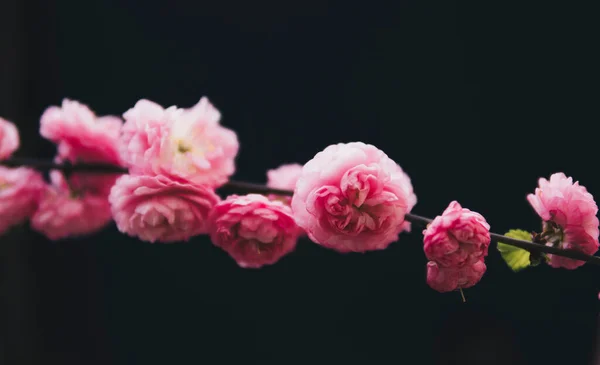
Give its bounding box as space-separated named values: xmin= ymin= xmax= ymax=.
xmin=1 ymin=1 xmax=599 ymax=364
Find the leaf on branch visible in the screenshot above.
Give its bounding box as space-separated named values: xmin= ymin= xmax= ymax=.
xmin=496 ymin=229 xmax=534 ymax=272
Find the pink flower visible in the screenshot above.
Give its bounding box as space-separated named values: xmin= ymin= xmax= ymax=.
xmin=120 ymin=97 xmax=239 ymax=187
xmin=0 ymin=118 xmax=19 ymax=160
xmin=527 ymin=172 xmax=600 ymax=269
xmin=423 ymin=201 xmax=490 ymax=267
xmin=0 ymin=167 xmax=45 ymax=234
xmin=109 ymin=174 xmax=220 ymax=243
xmin=426 ymin=260 xmax=486 ymax=293
xmin=267 ymin=163 xmax=303 ymax=191
xmin=209 ymin=194 xmax=300 ymax=268
xmin=30 ymin=171 xmax=112 ymax=240
xmin=266 ymin=163 xmax=303 ymax=203
xmin=40 ymin=99 xmax=124 ymax=195
xmin=291 ymin=142 xmax=415 ymax=253
xmin=40 ymin=99 xmax=123 ymax=165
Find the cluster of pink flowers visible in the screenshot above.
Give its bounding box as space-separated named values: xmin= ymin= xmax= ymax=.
xmin=2 ymin=96 xmax=600 ymax=283
xmin=0 ymin=97 xmax=306 ymax=269
xmin=422 ymin=201 xmax=491 ymax=292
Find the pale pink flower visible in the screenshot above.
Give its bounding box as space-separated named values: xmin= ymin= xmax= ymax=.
xmin=266 ymin=163 xmax=303 ymax=204
xmin=527 ymin=172 xmax=600 ymax=269
xmin=30 ymin=171 xmax=113 ymax=240
xmin=40 ymin=99 xmax=124 ymax=195
xmin=267 ymin=163 xmax=303 ymax=191
xmin=120 ymin=97 xmax=239 ymax=187
xmin=109 ymin=174 xmax=220 ymax=243
xmin=0 ymin=118 xmax=19 ymax=160
xmin=426 ymin=260 xmax=486 ymax=293
xmin=291 ymin=142 xmax=414 ymax=253
xmin=209 ymin=194 xmax=300 ymax=268
xmin=0 ymin=167 xmax=45 ymax=234
xmin=423 ymin=201 xmax=490 ymax=267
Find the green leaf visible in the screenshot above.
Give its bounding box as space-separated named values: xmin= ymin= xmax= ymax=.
xmin=496 ymin=229 xmax=534 ymax=272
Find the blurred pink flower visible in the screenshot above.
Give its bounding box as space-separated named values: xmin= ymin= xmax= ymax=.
xmin=266 ymin=163 xmax=303 ymax=204
xmin=423 ymin=201 xmax=490 ymax=268
xmin=120 ymin=97 xmax=239 ymax=187
xmin=426 ymin=259 xmax=486 ymax=293
xmin=109 ymin=174 xmax=220 ymax=243
xmin=0 ymin=167 xmax=45 ymax=234
xmin=0 ymin=118 xmax=19 ymax=160
xmin=527 ymin=172 xmax=599 ymax=269
xmin=40 ymin=99 xmax=124 ymax=195
xmin=40 ymin=99 xmax=123 ymax=165
xmin=267 ymin=163 xmax=303 ymax=190
xmin=30 ymin=171 xmax=113 ymax=240
xmin=291 ymin=142 xmax=415 ymax=253
xmin=209 ymin=194 xmax=300 ymax=268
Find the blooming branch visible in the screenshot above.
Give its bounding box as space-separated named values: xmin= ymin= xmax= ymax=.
xmin=1 ymin=157 xmax=599 ymax=266
xmin=2 ymin=97 xmax=599 ymax=298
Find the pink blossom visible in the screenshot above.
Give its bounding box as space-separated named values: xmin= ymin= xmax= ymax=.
xmin=209 ymin=194 xmax=300 ymax=268
xmin=40 ymin=99 xmax=124 ymax=195
xmin=266 ymin=163 xmax=303 ymax=203
xmin=0 ymin=167 xmax=45 ymax=234
xmin=426 ymin=260 xmax=486 ymax=293
xmin=0 ymin=118 xmax=19 ymax=160
xmin=527 ymin=172 xmax=600 ymax=269
xmin=30 ymin=171 xmax=113 ymax=240
xmin=267 ymin=163 xmax=303 ymax=191
xmin=291 ymin=142 xmax=415 ymax=253
xmin=109 ymin=174 xmax=220 ymax=243
xmin=40 ymin=99 xmax=123 ymax=165
xmin=423 ymin=201 xmax=490 ymax=267
xmin=120 ymin=97 xmax=239 ymax=187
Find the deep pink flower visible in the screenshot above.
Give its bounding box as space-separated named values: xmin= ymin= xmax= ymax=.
xmin=0 ymin=118 xmax=19 ymax=160
xmin=30 ymin=171 xmax=113 ymax=240
xmin=266 ymin=163 xmax=303 ymax=204
xmin=40 ymin=99 xmax=124 ymax=195
xmin=527 ymin=172 xmax=600 ymax=269
xmin=423 ymin=201 xmax=490 ymax=268
xmin=426 ymin=260 xmax=486 ymax=293
xmin=109 ymin=174 xmax=220 ymax=243
xmin=120 ymin=97 xmax=239 ymax=187
xmin=291 ymin=142 xmax=415 ymax=253
xmin=0 ymin=167 xmax=45 ymax=234
xmin=209 ymin=194 xmax=300 ymax=268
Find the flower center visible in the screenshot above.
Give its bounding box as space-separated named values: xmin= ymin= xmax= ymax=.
xmin=541 ymin=220 xmax=564 ymax=247
xmin=0 ymin=180 xmax=11 ymax=190
xmin=177 ymin=140 xmax=193 ymax=154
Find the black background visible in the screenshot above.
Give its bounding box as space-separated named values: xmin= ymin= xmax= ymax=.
xmin=1 ymin=1 xmax=599 ymax=364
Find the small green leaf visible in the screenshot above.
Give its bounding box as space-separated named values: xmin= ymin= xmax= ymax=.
xmin=497 ymin=229 xmax=534 ymax=272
